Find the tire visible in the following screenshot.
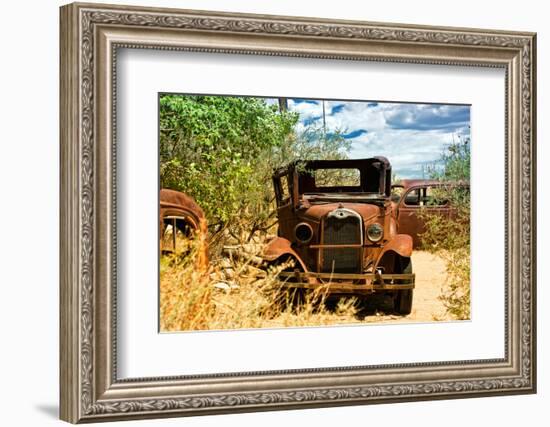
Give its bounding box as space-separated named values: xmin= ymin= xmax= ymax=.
xmin=394 ymin=257 xmax=413 ymax=315
xmin=267 ymin=256 xmax=305 ymax=312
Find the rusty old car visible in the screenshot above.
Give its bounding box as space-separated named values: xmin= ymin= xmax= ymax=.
xmin=160 ymin=188 xmax=208 ymax=269
xmin=263 ymin=157 xmax=415 ymax=314
xmin=391 ymin=180 xmax=469 ymax=248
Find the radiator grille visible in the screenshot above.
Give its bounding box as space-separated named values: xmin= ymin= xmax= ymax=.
xmin=321 ymin=210 xmax=362 ymax=273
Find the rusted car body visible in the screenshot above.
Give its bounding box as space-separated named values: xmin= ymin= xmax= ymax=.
xmin=391 ymin=180 xmax=469 ymax=248
xmin=264 ymin=157 xmax=415 ymax=314
xmin=159 ymin=188 xmax=208 ymax=269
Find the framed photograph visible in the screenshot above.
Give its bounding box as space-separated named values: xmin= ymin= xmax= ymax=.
xmin=60 ymin=2 xmax=536 ymax=423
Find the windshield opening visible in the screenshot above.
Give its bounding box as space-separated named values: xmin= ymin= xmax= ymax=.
xmin=314 ymin=168 xmax=361 ymax=188
xmin=298 ymin=167 xmax=382 ymax=194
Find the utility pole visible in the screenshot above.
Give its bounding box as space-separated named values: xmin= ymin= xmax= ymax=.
xmin=322 ymin=100 xmax=327 ymax=135
xmin=278 ymin=97 xmax=288 ymax=112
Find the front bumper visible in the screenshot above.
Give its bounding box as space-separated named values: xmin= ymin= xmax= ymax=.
xmin=277 ymin=271 xmax=415 ymax=294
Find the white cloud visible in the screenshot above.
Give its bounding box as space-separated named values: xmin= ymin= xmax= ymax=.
xmin=349 ymin=129 xmax=459 ymax=178
xmin=286 ymin=99 xmax=470 ymax=179
xmin=325 ymin=101 xmax=387 ymax=132
xmin=288 ymin=99 xmax=323 ymax=123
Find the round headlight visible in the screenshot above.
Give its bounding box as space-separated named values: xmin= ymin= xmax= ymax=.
xmin=294 ymin=222 xmax=313 ymax=244
xmin=367 ymin=223 xmax=384 ymax=242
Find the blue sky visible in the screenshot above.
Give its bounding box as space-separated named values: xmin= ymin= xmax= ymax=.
xmin=268 ymin=98 xmax=470 ymax=179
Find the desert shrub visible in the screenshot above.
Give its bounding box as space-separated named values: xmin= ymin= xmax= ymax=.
xmin=439 ymin=247 xmax=470 ymax=319
xmin=419 ymin=198 xmax=470 ymax=252
xmin=160 ymin=95 xmax=298 ymax=239
xmin=420 ymin=137 xmax=471 ymax=320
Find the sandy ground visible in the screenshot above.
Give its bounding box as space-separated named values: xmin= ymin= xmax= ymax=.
xmin=358 ymin=250 xmax=454 ymax=324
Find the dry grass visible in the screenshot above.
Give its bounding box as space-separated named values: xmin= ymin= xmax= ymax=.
xmin=159 ymin=238 xmax=361 ymax=332
xmin=438 ymin=247 xmax=470 ymax=320
xmin=419 ymin=204 xmax=471 ymax=320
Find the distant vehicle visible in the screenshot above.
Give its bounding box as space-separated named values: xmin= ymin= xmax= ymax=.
xmin=263 ymin=157 xmax=415 ymax=315
xmin=159 ymin=189 xmax=208 ymax=269
xmin=391 ymin=179 xmax=469 ymax=248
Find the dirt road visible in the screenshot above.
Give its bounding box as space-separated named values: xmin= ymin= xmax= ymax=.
xmin=359 ymin=250 xmax=453 ymax=323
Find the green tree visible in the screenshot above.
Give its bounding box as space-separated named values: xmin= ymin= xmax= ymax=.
xmin=434 ymin=135 xmax=470 ymax=181
xmin=160 ymin=95 xmax=356 ymax=250
xmin=160 ymin=95 xmax=298 ymax=237
xmin=274 ymin=126 xmax=352 ymax=165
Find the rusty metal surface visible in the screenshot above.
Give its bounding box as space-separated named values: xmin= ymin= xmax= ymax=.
xmin=303 ymin=202 xmax=381 ymax=222
xmin=159 ymin=188 xmax=208 ymax=268
xmin=277 ymin=285 xmax=415 ymax=294
xmin=393 ymin=179 xmax=444 ymax=190
xmin=392 ymin=181 xmax=469 ymax=248
xmin=278 ymin=271 xmax=415 ymax=291
xmin=160 ymin=188 xmax=206 ymax=228
xmin=263 ymin=236 xmax=309 ymax=272
xmin=394 ymin=179 xmax=469 ymax=190
xmin=265 ymin=158 xmax=415 ymax=296
xmin=375 ymin=234 xmax=413 ymax=261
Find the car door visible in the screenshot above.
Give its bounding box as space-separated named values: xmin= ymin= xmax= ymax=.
xmin=397 ymin=185 xmax=451 ymax=248
xmin=274 ymin=172 xmax=296 ymax=238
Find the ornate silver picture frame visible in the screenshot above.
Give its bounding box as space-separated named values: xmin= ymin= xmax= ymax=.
xmin=60 ymin=2 xmax=536 ymax=423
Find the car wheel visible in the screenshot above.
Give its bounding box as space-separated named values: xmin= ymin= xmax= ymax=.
xmin=394 ymin=257 xmax=413 ymax=315
xmin=267 ymin=256 xmax=305 ymax=312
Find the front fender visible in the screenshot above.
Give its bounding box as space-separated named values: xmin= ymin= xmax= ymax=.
xmin=376 ymin=234 xmax=413 ymax=265
xmin=262 ymin=237 xmax=309 ymax=272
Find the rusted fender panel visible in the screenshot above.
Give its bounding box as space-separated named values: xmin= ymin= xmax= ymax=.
xmin=160 ymin=188 xmax=206 ymax=226
xmin=376 ymin=234 xmax=413 ymax=262
xmin=160 ymin=188 xmax=208 ymax=270
xmin=263 ymin=237 xmax=309 ymax=272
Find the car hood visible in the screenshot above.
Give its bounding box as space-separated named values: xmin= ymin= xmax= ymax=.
xmin=299 ymin=202 xmax=382 ymax=222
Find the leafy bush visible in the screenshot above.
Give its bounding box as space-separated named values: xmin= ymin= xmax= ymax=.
xmin=419 ymin=195 xmax=469 ymax=252
xmin=420 ymin=136 xmax=471 ymax=319
xmin=439 ymin=247 xmax=470 ymax=319
xmin=160 ymin=95 xmax=298 ymax=233
xmin=160 ymin=95 xmax=351 ymax=249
